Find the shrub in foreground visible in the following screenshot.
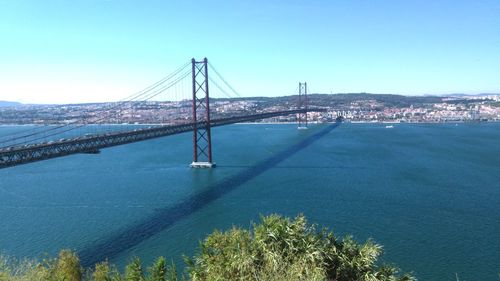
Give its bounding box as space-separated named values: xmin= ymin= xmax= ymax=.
xmin=0 ymin=214 xmax=414 ymax=281
xmin=186 ymin=214 xmax=414 ymax=281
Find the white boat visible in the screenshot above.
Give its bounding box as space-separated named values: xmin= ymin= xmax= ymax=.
xmin=385 ymin=125 xmax=394 ymax=128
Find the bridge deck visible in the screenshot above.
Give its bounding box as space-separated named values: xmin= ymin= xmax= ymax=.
xmin=0 ymin=109 xmax=322 ymax=169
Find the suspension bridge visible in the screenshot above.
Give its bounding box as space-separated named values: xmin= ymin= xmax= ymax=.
xmin=0 ymin=58 xmax=328 ymax=169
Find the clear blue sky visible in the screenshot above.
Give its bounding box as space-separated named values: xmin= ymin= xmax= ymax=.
xmin=0 ymin=0 xmax=499 ymax=103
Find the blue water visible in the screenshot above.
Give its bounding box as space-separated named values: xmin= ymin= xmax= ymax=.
xmin=1 ymin=123 xmax=499 ymax=280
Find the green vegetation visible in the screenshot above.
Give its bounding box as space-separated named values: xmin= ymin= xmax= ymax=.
xmin=252 ymin=93 xmax=444 ymax=109
xmin=0 ymin=214 xmax=414 ymax=281
xmin=490 ymin=101 xmax=500 ymax=107
xmin=444 ymin=98 xmax=492 ymax=105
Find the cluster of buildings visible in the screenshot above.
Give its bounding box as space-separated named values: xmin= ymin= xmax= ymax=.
xmin=330 ymin=97 xmax=500 ymax=123
xmin=0 ymin=94 xmax=499 ymax=125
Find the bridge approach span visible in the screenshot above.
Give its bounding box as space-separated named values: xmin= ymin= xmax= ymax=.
xmin=0 ymin=109 xmax=324 ymax=169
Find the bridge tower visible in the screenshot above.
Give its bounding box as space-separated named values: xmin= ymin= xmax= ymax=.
xmin=298 ymin=82 xmax=308 ymax=129
xmin=190 ymin=58 xmax=215 ymax=168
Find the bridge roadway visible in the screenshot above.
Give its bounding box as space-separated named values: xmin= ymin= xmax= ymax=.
xmin=0 ymin=109 xmax=322 ymax=169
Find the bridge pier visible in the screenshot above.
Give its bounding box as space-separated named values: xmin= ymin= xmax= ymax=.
xmin=190 ymin=161 xmax=216 ymax=168
xmin=190 ymin=58 xmax=216 ymax=168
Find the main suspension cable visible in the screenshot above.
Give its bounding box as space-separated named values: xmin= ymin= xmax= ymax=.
xmin=0 ymin=61 xmax=191 ymax=146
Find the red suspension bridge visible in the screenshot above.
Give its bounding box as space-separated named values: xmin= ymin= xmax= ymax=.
xmin=0 ymin=58 xmax=327 ymax=169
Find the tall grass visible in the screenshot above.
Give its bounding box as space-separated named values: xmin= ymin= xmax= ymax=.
xmin=0 ymin=214 xmax=414 ymax=281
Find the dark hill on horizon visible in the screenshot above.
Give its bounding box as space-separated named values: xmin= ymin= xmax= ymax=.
xmin=2 ymin=92 xmax=497 ymax=107
xmin=0 ymin=101 xmax=22 ymax=107
xmin=215 ymin=93 xmax=446 ymax=109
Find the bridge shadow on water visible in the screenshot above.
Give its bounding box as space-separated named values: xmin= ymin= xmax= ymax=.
xmin=79 ymin=122 xmax=341 ymax=266
xmin=218 ymin=165 xmax=366 ymax=170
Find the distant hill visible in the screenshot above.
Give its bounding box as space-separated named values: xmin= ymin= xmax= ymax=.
xmin=0 ymin=101 xmax=22 ymax=107
xmin=213 ymin=93 xmax=445 ymax=108
xmin=447 ymin=93 xmax=500 ymax=97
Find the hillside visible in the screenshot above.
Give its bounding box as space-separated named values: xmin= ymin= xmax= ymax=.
xmin=0 ymin=101 xmax=22 ymax=107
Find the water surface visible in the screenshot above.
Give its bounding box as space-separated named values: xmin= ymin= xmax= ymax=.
xmin=1 ymin=123 xmax=499 ymax=280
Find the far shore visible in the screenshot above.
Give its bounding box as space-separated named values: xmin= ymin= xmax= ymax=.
xmin=1 ymin=120 xmax=498 ymax=127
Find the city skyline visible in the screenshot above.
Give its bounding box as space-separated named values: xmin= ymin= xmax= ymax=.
xmin=1 ymin=0 xmax=499 ymax=104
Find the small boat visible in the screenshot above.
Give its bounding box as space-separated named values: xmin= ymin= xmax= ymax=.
xmin=385 ymin=125 xmax=394 ymax=129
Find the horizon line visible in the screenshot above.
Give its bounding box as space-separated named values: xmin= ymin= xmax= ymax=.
xmin=2 ymin=92 xmax=500 ymax=106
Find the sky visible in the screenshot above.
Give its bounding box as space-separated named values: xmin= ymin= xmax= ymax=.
xmin=0 ymin=0 xmax=499 ymax=104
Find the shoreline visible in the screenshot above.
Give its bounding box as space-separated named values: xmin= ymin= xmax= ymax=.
xmin=0 ymin=120 xmax=498 ymax=127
